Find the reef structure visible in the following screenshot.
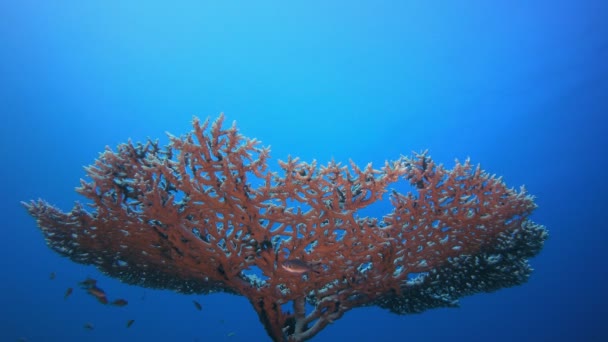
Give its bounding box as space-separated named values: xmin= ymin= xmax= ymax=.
xmin=24 ymin=114 xmax=547 ymax=341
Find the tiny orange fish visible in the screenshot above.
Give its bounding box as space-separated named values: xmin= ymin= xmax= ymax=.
xmin=111 ymin=299 xmax=128 ymax=307
xmin=87 ymin=286 xmax=105 ymax=297
xmin=126 ymin=319 xmax=135 ymax=328
xmin=64 ymin=287 xmax=73 ymax=300
xmin=95 ymin=295 xmax=108 ymax=304
xmin=193 ymin=300 xmax=202 ymax=311
xmin=281 ymin=259 xmax=321 ymax=274
xmin=86 ymin=286 xmax=108 ymax=304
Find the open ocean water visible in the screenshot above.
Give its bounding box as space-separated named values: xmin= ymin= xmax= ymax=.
xmin=1 ymin=1 xmax=606 ymax=341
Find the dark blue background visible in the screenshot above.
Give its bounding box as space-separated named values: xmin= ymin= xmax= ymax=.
xmin=1 ymin=1 xmax=606 ymax=341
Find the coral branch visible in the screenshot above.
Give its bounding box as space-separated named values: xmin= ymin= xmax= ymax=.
xmin=23 ymin=114 xmax=547 ymax=341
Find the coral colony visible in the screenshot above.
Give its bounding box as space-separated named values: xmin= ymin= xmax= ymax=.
xmin=24 ymin=114 xmax=547 ymax=341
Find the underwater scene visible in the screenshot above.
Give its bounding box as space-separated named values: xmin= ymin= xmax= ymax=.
xmin=1 ymin=1 xmax=606 ymax=341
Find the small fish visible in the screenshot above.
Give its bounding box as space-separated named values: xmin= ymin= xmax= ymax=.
xmin=83 ymin=322 xmax=94 ymax=330
xmin=87 ymin=287 xmax=105 ymax=297
xmin=281 ymin=259 xmax=320 ymax=274
xmin=193 ymin=300 xmax=202 ymax=311
xmin=227 ymin=332 xmax=236 ymax=337
xmin=79 ymin=277 xmax=97 ymax=289
xmin=87 ymin=286 xmax=108 ymax=304
xmin=126 ymin=319 xmax=135 ymax=328
xmin=94 ymin=295 xmax=108 ymax=304
xmin=111 ymin=299 xmax=128 ymax=307
xmin=49 ymin=272 xmax=56 ymax=280
xmin=64 ymin=287 xmax=73 ymax=300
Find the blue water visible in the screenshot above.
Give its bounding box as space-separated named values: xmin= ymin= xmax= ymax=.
xmin=1 ymin=1 xmax=606 ymax=341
